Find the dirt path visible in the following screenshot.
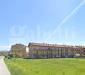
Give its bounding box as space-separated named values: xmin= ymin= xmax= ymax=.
xmin=0 ymin=56 xmax=11 ymax=75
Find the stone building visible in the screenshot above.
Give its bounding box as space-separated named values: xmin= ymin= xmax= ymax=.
xmin=28 ymin=42 xmax=85 ymax=58
xmin=10 ymin=44 xmax=27 ymax=57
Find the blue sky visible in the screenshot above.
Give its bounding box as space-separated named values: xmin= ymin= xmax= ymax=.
xmin=0 ymin=0 xmax=85 ymax=50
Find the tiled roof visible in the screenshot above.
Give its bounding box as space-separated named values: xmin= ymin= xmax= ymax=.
xmin=28 ymin=42 xmax=85 ymax=48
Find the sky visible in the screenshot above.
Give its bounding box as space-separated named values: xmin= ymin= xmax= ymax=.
xmin=0 ymin=0 xmax=85 ymax=50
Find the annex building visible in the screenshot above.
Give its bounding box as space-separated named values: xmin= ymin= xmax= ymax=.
xmin=28 ymin=42 xmax=85 ymax=58
xmin=10 ymin=44 xmax=27 ymax=57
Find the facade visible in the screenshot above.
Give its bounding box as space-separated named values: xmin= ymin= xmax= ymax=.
xmin=10 ymin=44 xmax=27 ymax=57
xmin=28 ymin=43 xmax=85 ymax=58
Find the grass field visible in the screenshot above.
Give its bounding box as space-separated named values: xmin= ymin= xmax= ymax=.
xmin=5 ymin=58 xmax=85 ymax=75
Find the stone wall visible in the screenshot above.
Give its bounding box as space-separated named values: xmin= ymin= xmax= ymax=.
xmin=10 ymin=44 xmax=27 ymax=57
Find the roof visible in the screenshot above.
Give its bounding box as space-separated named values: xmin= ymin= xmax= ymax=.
xmin=28 ymin=42 xmax=85 ymax=48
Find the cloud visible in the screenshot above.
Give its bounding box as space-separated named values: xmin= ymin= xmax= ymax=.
xmin=45 ymin=0 xmax=85 ymax=42
xmin=9 ymin=25 xmax=28 ymax=45
xmin=0 ymin=45 xmax=11 ymax=51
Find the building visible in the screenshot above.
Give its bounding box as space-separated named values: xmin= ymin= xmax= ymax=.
xmin=28 ymin=42 xmax=85 ymax=58
xmin=10 ymin=44 xmax=27 ymax=57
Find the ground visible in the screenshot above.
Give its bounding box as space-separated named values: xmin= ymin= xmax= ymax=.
xmin=0 ymin=56 xmax=11 ymax=75
xmin=5 ymin=58 xmax=85 ymax=75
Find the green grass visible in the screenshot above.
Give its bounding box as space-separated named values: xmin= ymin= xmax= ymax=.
xmin=5 ymin=58 xmax=85 ymax=75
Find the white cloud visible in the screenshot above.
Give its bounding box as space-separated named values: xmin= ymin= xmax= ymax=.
xmin=45 ymin=0 xmax=85 ymax=42
xmin=9 ymin=25 xmax=29 ymax=45
xmin=0 ymin=45 xmax=11 ymax=51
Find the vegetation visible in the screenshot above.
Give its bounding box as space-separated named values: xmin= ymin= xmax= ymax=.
xmin=5 ymin=58 xmax=85 ymax=75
